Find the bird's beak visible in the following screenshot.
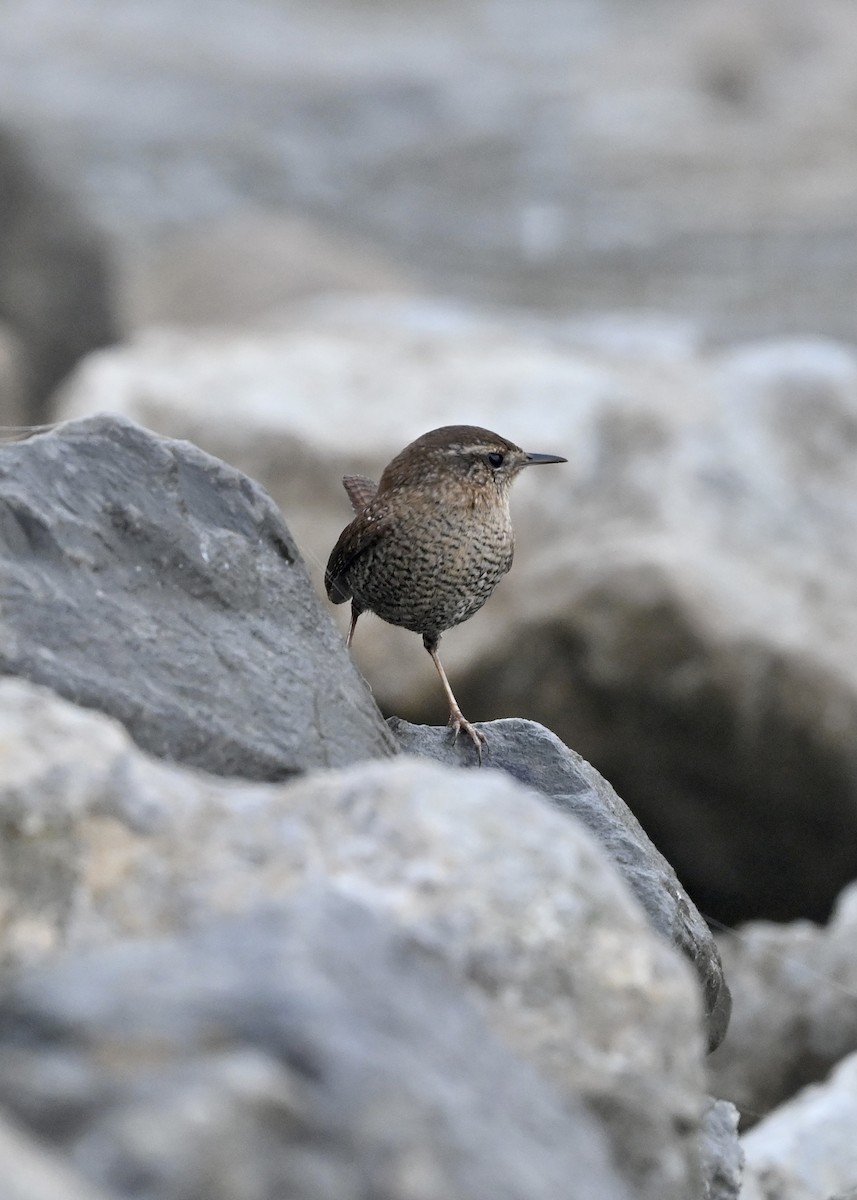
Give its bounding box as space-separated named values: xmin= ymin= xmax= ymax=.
xmin=524 ymin=451 xmax=567 ymax=465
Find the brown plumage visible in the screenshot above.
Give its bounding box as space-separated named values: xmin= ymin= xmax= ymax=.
xmin=325 ymin=425 xmax=566 ymax=761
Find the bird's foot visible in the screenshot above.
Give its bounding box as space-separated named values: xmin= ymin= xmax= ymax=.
xmin=448 ymin=709 xmax=487 ymax=765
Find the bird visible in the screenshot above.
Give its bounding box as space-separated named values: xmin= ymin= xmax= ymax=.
xmin=325 ymin=425 xmax=566 ymax=762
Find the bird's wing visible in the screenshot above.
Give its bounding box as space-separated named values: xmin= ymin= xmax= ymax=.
xmin=324 ymin=509 xmax=389 ymax=604
xmin=342 ymin=475 xmax=378 ymax=515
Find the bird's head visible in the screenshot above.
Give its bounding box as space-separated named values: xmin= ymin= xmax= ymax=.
xmin=379 ymin=425 xmax=566 ymax=497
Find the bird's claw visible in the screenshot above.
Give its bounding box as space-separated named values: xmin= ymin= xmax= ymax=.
xmin=448 ymin=711 xmax=487 ymax=765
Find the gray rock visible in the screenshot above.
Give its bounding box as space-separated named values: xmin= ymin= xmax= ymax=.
xmin=708 ymin=881 xmax=857 ymax=1127
xmin=390 ymin=716 xmax=731 ymax=1052
xmin=698 ymin=1099 xmax=743 ymax=1200
xmin=0 ymin=129 xmax=116 ymax=417
xmin=739 ymin=1051 xmax=857 ymax=1200
xmin=0 ymin=1113 xmax=116 ymax=1200
xmin=0 ymin=678 xmax=705 ymax=1200
xmin=0 ymin=414 xmax=395 ymax=777
xmin=0 ymin=893 xmax=636 ymax=1200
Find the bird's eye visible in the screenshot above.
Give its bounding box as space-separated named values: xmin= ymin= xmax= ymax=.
xmin=486 ymin=451 xmax=505 ymax=469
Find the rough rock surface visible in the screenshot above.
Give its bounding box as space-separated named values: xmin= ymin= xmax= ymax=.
xmin=54 ymin=312 xmax=857 ymax=927
xmin=738 ymin=1052 xmax=857 ymax=1200
xmin=390 ymin=716 xmax=731 ymax=1052
xmin=0 ymin=893 xmax=636 ymax=1200
xmin=707 ymin=881 xmax=857 ymax=1127
xmin=0 ymin=128 xmax=116 ymax=418
xmin=0 ymin=677 xmax=708 ymax=1200
xmin=698 ymin=1100 xmax=744 ymax=1200
xmin=0 ymin=414 xmax=394 ymax=778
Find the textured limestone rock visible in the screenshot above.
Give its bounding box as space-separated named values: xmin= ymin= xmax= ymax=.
xmin=698 ymin=1100 xmax=743 ymax=1200
xmin=390 ymin=716 xmax=731 ymax=1052
xmin=0 ymin=894 xmax=636 ymax=1200
xmin=0 ymin=678 xmax=706 ymax=1200
xmin=0 ymin=414 xmax=394 ymax=778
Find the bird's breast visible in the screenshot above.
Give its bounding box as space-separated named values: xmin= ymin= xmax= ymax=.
xmin=348 ymin=493 xmax=514 ymax=635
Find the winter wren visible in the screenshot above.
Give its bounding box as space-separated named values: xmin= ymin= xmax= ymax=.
xmin=325 ymin=425 xmax=566 ymax=761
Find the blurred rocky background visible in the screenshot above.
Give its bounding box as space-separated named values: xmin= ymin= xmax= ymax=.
xmin=2 ymin=0 xmax=857 ymax=1197
xmin=3 ymin=0 xmax=857 ymax=345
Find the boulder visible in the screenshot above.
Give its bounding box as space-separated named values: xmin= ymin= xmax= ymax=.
xmin=0 ymin=414 xmax=395 ymax=778
xmin=0 ymin=677 xmax=709 ymax=1200
xmin=390 ymin=716 xmax=731 ymax=1052
xmin=0 ymin=893 xmax=636 ymax=1200
xmin=707 ymin=881 xmax=857 ymax=1127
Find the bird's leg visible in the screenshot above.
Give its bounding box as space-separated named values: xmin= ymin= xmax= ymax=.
xmin=346 ymin=603 xmax=361 ymax=649
xmin=423 ymin=634 xmax=486 ymax=763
